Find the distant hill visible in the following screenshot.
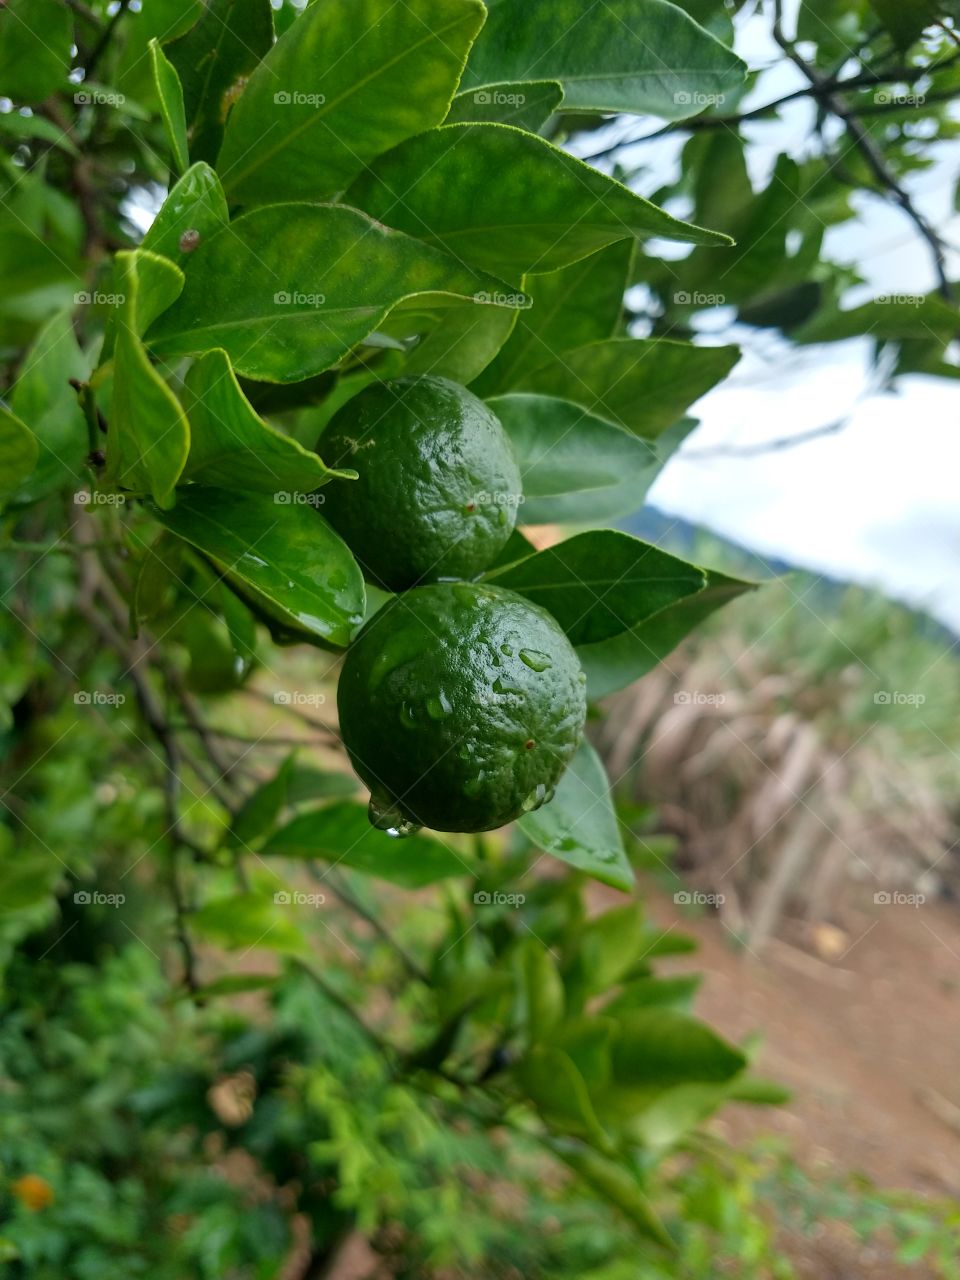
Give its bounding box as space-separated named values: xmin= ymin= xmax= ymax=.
xmin=621 ymin=504 xmax=959 ymax=646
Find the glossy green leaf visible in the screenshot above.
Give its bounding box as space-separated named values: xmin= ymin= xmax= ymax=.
xmin=491 ymin=530 xmax=706 ymax=647
xmin=166 ymin=0 xmax=274 ymax=163
xmin=462 ymin=0 xmax=745 ymax=119
xmin=475 ymin=241 xmax=633 ymax=397
xmin=346 ymin=124 xmax=731 ymax=279
xmin=516 ymin=339 xmax=740 ymax=438
xmin=551 ymin=1141 xmax=673 ymax=1247
xmin=106 ymin=251 xmax=189 ymax=508
xmin=519 ymin=742 xmax=633 ymax=892
xmin=225 ymin=754 xmax=297 ymax=850
xmin=262 ymin=802 xmax=469 ymax=887
xmin=147 ymin=203 xmax=522 ymax=383
xmin=446 ymin=80 xmax=564 ymax=131
xmin=141 ymin=162 xmax=229 ymax=267
xmin=490 ymin=394 xmax=661 ymax=523
xmin=149 ymin=39 xmax=190 ymax=174
xmin=516 ymin=1046 xmax=612 ymax=1148
xmin=189 ymin=891 xmax=306 ymax=954
xmin=9 ymin=311 xmax=88 ymax=504
xmin=217 ymin=0 xmax=485 ymax=205
xmin=578 ymin=569 xmax=755 ymax=698
xmin=0 ymin=407 xmax=38 ymax=503
xmin=0 ymin=0 xmax=73 ymax=104
xmin=398 ymin=301 xmax=518 ymax=384
xmin=152 ymin=487 xmax=366 ymax=648
xmin=181 ymin=349 xmax=353 ymax=491
xmin=795 ymin=293 xmax=960 ymax=343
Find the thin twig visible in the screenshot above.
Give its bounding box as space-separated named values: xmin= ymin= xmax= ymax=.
xmin=312 ymin=865 xmax=430 ymax=985
xmin=772 ymin=2 xmax=954 ymax=300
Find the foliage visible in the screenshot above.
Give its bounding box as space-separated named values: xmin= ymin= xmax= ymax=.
xmin=1 ymin=0 xmax=958 ymax=1271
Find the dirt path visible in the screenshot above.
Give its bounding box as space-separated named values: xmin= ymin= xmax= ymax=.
xmin=648 ymin=891 xmax=960 ymax=1195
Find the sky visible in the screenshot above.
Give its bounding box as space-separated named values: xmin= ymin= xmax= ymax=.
xmin=575 ymin=2 xmax=960 ymax=632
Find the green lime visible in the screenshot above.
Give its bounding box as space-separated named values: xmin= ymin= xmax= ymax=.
xmin=318 ymin=375 xmax=522 ymax=591
xmin=337 ymin=582 xmax=587 ymax=834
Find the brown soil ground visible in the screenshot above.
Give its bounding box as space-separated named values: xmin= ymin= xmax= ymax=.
xmin=641 ymin=888 xmax=960 ymax=1278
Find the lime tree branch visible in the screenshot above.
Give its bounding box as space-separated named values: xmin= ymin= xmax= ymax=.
xmin=772 ymin=1 xmax=954 ymax=301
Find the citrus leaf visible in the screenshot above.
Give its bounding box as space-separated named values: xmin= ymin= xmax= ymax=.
xmin=149 ymin=39 xmax=190 ymax=174
xmin=577 ymin=569 xmax=755 ymax=698
xmin=397 ymin=302 xmax=518 ymax=384
xmin=489 ymin=393 xmax=661 ymax=523
xmin=474 ymin=241 xmax=633 ymax=397
xmin=262 ymin=802 xmax=469 ymax=887
xmin=346 ymin=124 xmax=732 ymax=278
xmin=517 ymin=939 xmax=565 ymax=1039
xmin=146 ymin=203 xmax=523 ymax=383
xmin=491 ymin=530 xmax=706 ymax=647
xmin=551 ymin=1141 xmax=674 ymax=1247
xmin=141 ymin=162 xmax=229 ymax=267
xmin=0 ymin=0 xmax=73 ymax=104
xmin=515 ymin=338 xmax=740 ymax=437
xmin=189 ymin=891 xmax=306 ymax=954
xmin=462 ymin=0 xmax=746 ymax=119
xmin=515 ymin=1045 xmax=612 ymax=1149
xmin=166 ymin=0 xmax=274 ymax=164
xmin=611 ymin=1010 xmax=746 ymax=1086
xmin=181 ymin=348 xmax=353 ymax=492
xmin=225 ymin=753 xmax=297 ymax=850
xmin=217 ymin=0 xmax=485 ymax=205
xmin=446 ymin=80 xmax=564 ymax=131
xmin=0 ymin=406 xmax=39 ymax=503
xmin=9 ymin=310 xmax=88 ymax=503
xmin=519 ymin=741 xmax=633 ymax=892
xmin=152 ymin=487 xmax=366 ymax=648
xmin=106 ymin=251 xmax=190 ymax=509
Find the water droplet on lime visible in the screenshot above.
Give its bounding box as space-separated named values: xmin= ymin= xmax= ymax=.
xmin=426 ymin=690 xmax=453 ymax=720
xmin=500 ymin=643 xmax=513 ymax=657
xmin=519 ymin=649 xmax=552 ymax=672
xmin=497 ymin=507 xmax=508 ymax=527
xmin=464 ymin=772 xmax=485 ymax=797
xmin=399 ymin=702 xmax=418 ymax=729
xmin=521 ymin=783 xmax=547 ymax=812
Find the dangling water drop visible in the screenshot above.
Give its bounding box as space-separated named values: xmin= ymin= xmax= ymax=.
xmin=521 ymin=782 xmax=548 ymax=812
xmin=519 ymin=648 xmax=552 ymax=672
xmin=368 ymin=794 xmax=421 ymax=837
xmin=500 ymin=642 xmax=513 ymax=657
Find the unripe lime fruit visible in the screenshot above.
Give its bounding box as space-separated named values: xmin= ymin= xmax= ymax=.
xmin=318 ymin=376 xmax=521 ymax=591
xmin=337 ymin=582 xmax=587 ymax=834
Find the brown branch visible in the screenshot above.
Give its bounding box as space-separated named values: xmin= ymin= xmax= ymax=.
xmin=772 ymin=2 xmax=954 ymax=301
